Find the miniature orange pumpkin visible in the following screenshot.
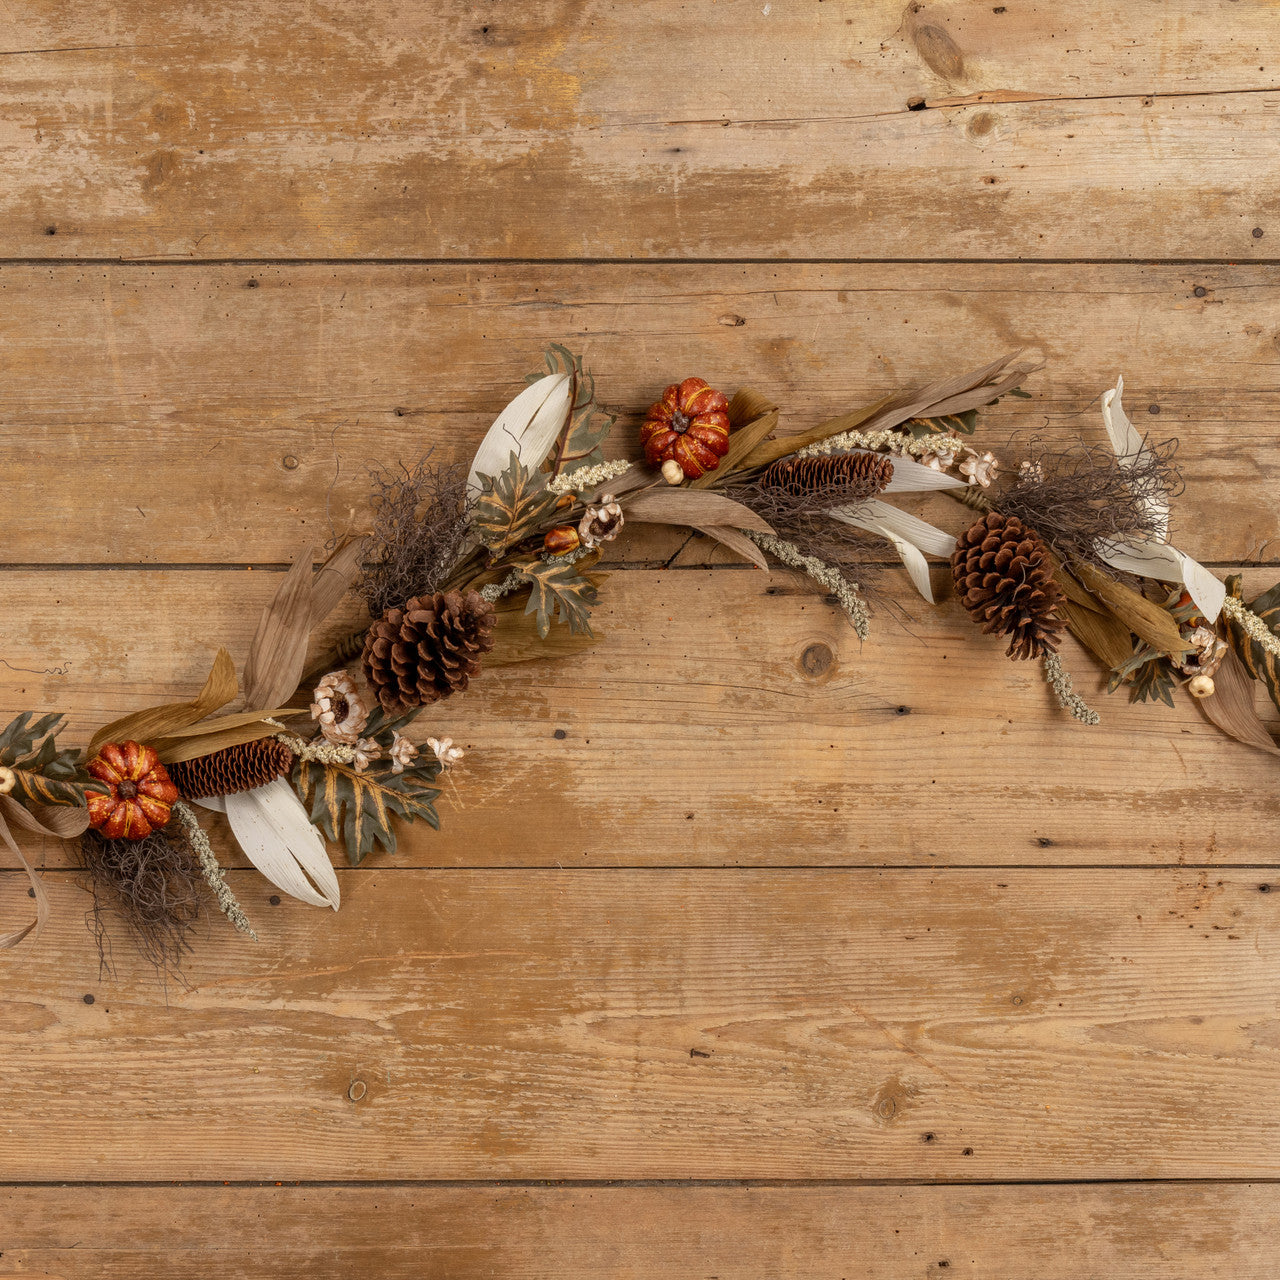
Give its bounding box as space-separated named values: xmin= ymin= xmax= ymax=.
xmin=86 ymin=741 xmax=178 ymax=840
xmin=640 ymin=377 xmax=731 ymax=479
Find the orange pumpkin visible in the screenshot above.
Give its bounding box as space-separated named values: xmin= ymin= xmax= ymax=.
xmin=640 ymin=377 xmax=731 ymax=479
xmin=86 ymin=741 xmax=178 ymax=840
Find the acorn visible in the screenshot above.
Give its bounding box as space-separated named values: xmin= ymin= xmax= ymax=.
xmin=544 ymin=525 xmax=581 ymax=555
xmin=1188 ymin=674 xmax=1216 ymax=699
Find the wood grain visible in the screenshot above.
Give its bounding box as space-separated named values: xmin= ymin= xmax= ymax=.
xmin=4 ymin=1183 xmax=1278 ymax=1279
xmin=1 ymin=1 xmax=1279 ymax=259
xmin=1 ymin=262 xmax=1278 ymax=565
xmin=1 ymin=867 xmax=1278 ymax=1181
xmin=2 ymin=567 xmax=1276 ymax=871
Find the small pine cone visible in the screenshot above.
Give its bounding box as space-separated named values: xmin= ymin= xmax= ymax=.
xmin=362 ymin=589 xmax=497 ymax=712
xmin=950 ymin=512 xmax=1065 ymax=660
xmin=168 ymin=738 xmax=296 ymax=800
xmin=760 ymin=452 xmax=895 ymax=501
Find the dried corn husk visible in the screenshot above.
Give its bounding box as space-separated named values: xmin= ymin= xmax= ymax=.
xmin=741 ymin=394 xmax=896 ymax=471
xmin=1072 ymin=561 xmax=1190 ymax=658
xmin=1058 ymin=596 xmax=1134 ymax=671
xmin=693 ymin=408 xmax=780 ymax=488
xmin=88 ymin=647 xmax=238 ymax=754
xmin=625 ymin=488 xmax=774 ymax=533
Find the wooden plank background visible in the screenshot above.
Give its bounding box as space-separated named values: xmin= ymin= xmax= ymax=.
xmin=2 ymin=1 xmax=1278 ymax=1274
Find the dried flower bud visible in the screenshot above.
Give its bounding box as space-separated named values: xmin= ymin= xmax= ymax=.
xmin=1188 ymin=674 xmax=1216 ymax=698
xmin=544 ymin=525 xmax=581 ymax=555
xmin=661 ymin=459 xmax=685 ymax=485
xmin=579 ymin=496 xmax=624 ymax=548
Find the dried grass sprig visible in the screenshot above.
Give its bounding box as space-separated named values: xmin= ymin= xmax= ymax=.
xmin=78 ymin=825 xmax=207 ymax=978
xmin=997 ymin=436 xmax=1181 ymax=568
xmin=745 ymin=530 xmax=871 ymax=639
xmin=1043 ymin=652 xmax=1101 ymax=726
xmin=171 ymin=800 xmax=257 ymax=939
xmin=357 ymin=455 xmax=473 ymax=617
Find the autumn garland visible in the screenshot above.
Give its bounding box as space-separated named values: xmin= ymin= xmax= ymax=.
xmin=3 ymin=346 xmax=1278 ymax=972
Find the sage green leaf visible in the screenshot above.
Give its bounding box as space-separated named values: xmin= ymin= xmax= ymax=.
xmin=517 ymin=558 xmax=598 ymax=638
xmin=473 ymin=452 xmax=559 ymax=555
xmin=0 ymin=712 xmax=100 ymax=807
xmin=293 ymin=755 xmax=441 ymax=867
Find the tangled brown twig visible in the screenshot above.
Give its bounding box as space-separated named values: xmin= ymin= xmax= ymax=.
xmin=356 ymin=455 xmax=474 ymax=616
xmin=78 ymin=825 xmax=207 ymax=980
xmin=996 ymin=435 xmax=1181 ymax=567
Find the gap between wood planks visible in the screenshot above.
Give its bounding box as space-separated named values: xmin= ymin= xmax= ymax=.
xmin=2 ymin=1176 xmax=1279 ymax=1189
xmin=10 ymin=256 xmax=1280 ymax=266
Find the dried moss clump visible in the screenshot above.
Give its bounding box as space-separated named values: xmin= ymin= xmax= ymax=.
xmin=356 ymin=456 xmax=474 ymax=618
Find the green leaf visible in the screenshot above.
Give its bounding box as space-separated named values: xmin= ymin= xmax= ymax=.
xmin=517 ymin=557 xmax=598 ymax=638
xmin=293 ymin=758 xmax=440 ymax=870
xmin=1224 ymin=573 xmax=1280 ymax=712
xmin=473 ymin=451 xmax=559 ymax=555
xmin=0 ymin=712 xmax=100 ymax=807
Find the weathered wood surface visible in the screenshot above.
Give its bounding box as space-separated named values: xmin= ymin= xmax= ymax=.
xmin=3 ymin=0 xmax=1278 ymax=1270
xmin=5 ymin=1183 xmax=1279 ymax=1279
xmin=2 ymin=567 xmax=1277 ymax=872
xmin=2 ymin=1 xmax=1279 ymax=260
xmin=1 ymin=869 xmax=1277 ymax=1181
xmin=1 ymin=262 xmax=1278 ymax=565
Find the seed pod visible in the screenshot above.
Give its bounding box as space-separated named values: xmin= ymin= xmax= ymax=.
xmin=544 ymin=525 xmax=581 ymax=555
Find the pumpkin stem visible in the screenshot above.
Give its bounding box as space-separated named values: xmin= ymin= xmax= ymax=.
xmin=671 ymin=411 xmax=690 ymax=435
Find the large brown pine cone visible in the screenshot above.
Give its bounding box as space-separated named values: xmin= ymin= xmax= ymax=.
xmin=362 ymin=589 xmax=497 ymax=712
xmin=950 ymin=512 xmax=1065 ymax=660
xmin=760 ymin=452 xmax=894 ymax=502
xmin=168 ymin=738 xmax=295 ymax=799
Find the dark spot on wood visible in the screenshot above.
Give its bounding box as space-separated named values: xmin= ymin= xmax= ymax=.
xmin=1011 ymin=994 xmax=1023 ymax=1005
xmin=896 ymin=705 xmax=911 ymax=716
xmin=1037 ymin=836 xmax=1053 ymax=847
xmin=282 ymin=455 xmax=299 ymax=470
xmin=553 ymin=728 xmax=567 ymax=740
xmin=1194 ymin=286 xmax=1207 ymax=297
xmin=718 ymin=313 xmax=747 ymax=327
xmin=44 ymin=225 xmax=57 ymax=235
xmin=686 ymin=812 xmax=695 ymax=820
xmin=907 ymin=96 xmax=927 ymax=111
xmin=1148 ymin=403 xmax=1160 ymax=414
xmin=246 ymin=278 xmax=259 ymax=288
xmin=27 ymin=887 xmax=35 ymax=898
xmin=993 ymin=4 xmax=1006 ymax=10
xmin=83 ymin=994 xmax=95 ymax=1005
xmin=962 ymin=1146 xmax=974 ymax=1155
xmin=269 ymin=894 xmax=281 ymax=905
xmin=1253 ymin=227 xmax=1265 ymax=238
xmin=800 ymin=643 xmax=834 ymax=677
xmin=913 ymin=23 xmax=965 ymax=81
xmin=968 ymin=111 xmax=996 ymax=138
xmin=689 ymin=1048 xmax=711 ymax=1058
xmin=1259 ymin=883 xmax=1271 ymax=892
xmin=922 ymin=1131 xmax=936 ymax=1142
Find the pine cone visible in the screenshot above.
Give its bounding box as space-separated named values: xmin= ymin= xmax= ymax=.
xmin=760 ymin=452 xmax=894 ymax=501
xmin=951 ymin=512 xmax=1065 ymax=660
xmin=168 ymin=738 xmax=296 ymax=800
xmin=362 ymin=589 xmax=497 ymax=712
